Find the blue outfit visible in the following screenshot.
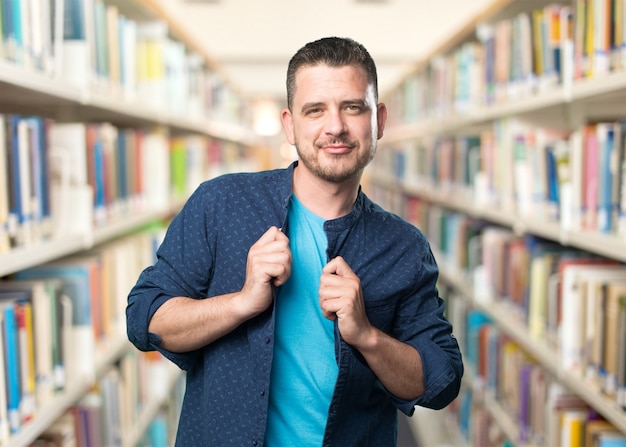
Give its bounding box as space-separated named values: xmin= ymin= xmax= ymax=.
xmin=126 ymin=162 xmax=463 ymax=447
xmin=265 ymin=194 xmax=337 ymax=445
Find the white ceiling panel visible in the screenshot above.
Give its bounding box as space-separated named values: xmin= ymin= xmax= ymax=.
xmin=165 ymin=0 xmax=497 ymax=100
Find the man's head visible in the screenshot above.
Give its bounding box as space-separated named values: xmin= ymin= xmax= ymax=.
xmin=281 ymin=37 xmax=387 ymax=186
xmin=286 ymin=37 xmax=379 ymax=112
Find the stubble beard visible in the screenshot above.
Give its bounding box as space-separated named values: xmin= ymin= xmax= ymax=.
xmin=296 ymin=142 xmax=377 ymax=184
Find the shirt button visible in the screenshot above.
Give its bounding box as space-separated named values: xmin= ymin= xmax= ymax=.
xmin=260 ymin=389 xmax=266 ymax=396
xmin=252 ymin=440 xmax=258 ymax=446
xmin=264 ymin=336 xmax=271 ymax=344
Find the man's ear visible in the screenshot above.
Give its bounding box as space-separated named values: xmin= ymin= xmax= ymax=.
xmin=376 ymin=103 xmax=387 ymax=140
xmin=281 ymin=108 xmax=296 ymax=145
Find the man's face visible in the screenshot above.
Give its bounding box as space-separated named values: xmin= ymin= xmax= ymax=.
xmin=281 ymin=64 xmax=386 ymax=184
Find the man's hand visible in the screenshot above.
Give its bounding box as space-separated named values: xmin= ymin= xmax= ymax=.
xmin=238 ymin=226 xmax=292 ymax=318
xmin=319 ymin=256 xmax=374 ymax=348
xmin=148 ymin=226 xmax=291 ymax=353
xmin=319 ymin=256 xmax=425 ymax=400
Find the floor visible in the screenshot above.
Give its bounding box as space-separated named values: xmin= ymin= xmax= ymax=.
xmin=397 ymin=412 xmax=421 ymax=447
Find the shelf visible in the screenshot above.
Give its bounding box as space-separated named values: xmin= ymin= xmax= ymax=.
xmin=0 ymin=0 xmax=255 ymax=445
xmin=0 ymin=234 xmax=90 ymax=278
xmin=371 ymin=175 xmax=626 ymax=263
xmin=0 ymin=206 xmax=179 ymax=278
xmin=383 ymin=71 xmax=626 ymax=143
xmin=483 ymin=392 xmax=538 ymax=447
xmin=437 ymin=263 xmax=626 ymax=436
xmin=0 ymin=60 xmax=84 ymax=107
xmin=408 ymin=406 xmax=468 ymax=447
xmin=0 ymin=60 xmax=257 ymax=144
xmin=6 ymin=337 xmax=132 ymax=447
xmin=124 ymin=363 xmax=183 ymax=447
xmin=92 ymin=205 xmax=181 ymax=246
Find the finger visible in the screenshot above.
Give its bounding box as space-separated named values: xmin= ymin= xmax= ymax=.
xmin=272 ymin=260 xmax=291 ymax=286
xmin=255 ymin=226 xmax=285 ymax=246
xmin=322 ymin=256 xmax=356 ymax=279
xmin=319 ymin=296 xmax=338 ymax=321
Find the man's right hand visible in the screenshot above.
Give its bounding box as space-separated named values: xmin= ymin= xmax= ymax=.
xmin=238 ymin=226 xmax=292 ymax=318
xmin=148 ymin=226 xmax=291 ymax=352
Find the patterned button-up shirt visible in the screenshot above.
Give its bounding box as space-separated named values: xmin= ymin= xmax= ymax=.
xmin=126 ymin=162 xmax=463 ymax=446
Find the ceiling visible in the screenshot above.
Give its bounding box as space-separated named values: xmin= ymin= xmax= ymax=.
xmin=161 ymin=0 xmax=496 ymax=103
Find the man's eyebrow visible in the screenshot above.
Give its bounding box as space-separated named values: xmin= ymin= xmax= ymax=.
xmin=300 ymin=102 xmax=325 ymax=112
xmin=342 ymin=99 xmax=369 ymax=107
xmin=300 ymin=99 xmax=369 ymax=112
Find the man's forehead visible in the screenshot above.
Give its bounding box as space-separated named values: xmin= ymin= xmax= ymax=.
xmin=293 ymin=64 xmax=371 ymax=96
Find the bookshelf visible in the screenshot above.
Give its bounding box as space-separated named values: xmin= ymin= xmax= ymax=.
xmin=372 ymin=0 xmax=626 ymax=445
xmin=0 ymin=0 xmax=258 ymax=445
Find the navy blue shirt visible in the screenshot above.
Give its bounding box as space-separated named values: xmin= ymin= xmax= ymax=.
xmin=126 ymin=162 xmax=463 ymax=446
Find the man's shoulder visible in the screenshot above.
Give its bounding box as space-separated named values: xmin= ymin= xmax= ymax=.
xmin=196 ymin=165 xmax=292 ymax=194
xmin=211 ymin=166 xmax=289 ymax=185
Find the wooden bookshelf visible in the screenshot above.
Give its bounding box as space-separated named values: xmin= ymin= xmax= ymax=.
xmin=374 ymin=0 xmax=626 ymax=445
xmin=0 ymin=0 xmax=257 ymax=445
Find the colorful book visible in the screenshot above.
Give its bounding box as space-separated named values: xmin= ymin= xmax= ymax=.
xmin=16 ymin=259 xmax=97 ymax=383
xmin=0 ymin=292 xmax=28 ymax=434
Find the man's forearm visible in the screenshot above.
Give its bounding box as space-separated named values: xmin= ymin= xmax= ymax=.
xmin=356 ymin=328 xmax=424 ymax=400
xmin=148 ymin=292 xmax=252 ymax=352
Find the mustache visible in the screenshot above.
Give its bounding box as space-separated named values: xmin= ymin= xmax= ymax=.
xmin=315 ymin=139 xmax=357 ymax=149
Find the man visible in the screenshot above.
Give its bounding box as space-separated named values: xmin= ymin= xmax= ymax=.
xmin=126 ymin=36 xmax=463 ymax=446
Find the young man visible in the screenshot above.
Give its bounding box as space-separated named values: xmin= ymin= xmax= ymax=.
xmin=126 ymin=36 xmax=463 ymax=446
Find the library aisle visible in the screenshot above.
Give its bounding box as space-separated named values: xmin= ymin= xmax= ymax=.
xmin=4 ymin=0 xmax=626 ymax=446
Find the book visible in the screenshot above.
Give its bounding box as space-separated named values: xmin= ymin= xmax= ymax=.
xmin=583 ymin=123 xmax=599 ymax=230
xmin=30 ymin=116 xmax=53 ymax=240
xmin=559 ymin=263 xmax=626 ymax=375
xmin=597 ymin=122 xmax=616 ymax=233
xmin=528 ymin=248 xmax=556 ymax=340
xmin=47 ymin=122 xmax=92 ymax=236
xmin=6 ymin=115 xmax=33 ymax=247
xmin=0 ymin=279 xmax=59 ymax=406
xmin=0 ymin=292 xmax=28 ymax=434
xmin=61 ymin=0 xmax=89 ymax=87
xmin=0 ymin=114 xmax=9 ymax=252
xmin=605 ymin=282 xmax=626 ymax=405
xmin=615 ymin=120 xmax=626 ymax=237
xmin=586 ymin=419 xmax=621 ymax=447
xmin=576 ymin=268 xmax=626 ymax=386
xmin=136 ymin=20 xmax=168 ymax=109
xmin=0 ymin=302 xmax=10 ymax=443
xmin=597 ymin=281 xmax=624 ymax=398
xmin=568 ymin=128 xmax=584 ymax=230
xmin=16 ymin=259 xmax=98 ymax=383
xmin=560 ymin=409 xmax=586 ymax=447
xmin=15 ymin=298 xmax=36 ymax=423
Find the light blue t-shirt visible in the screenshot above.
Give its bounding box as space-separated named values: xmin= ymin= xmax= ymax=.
xmin=264 ymin=195 xmax=338 ymax=446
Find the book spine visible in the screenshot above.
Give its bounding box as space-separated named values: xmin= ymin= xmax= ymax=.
xmin=3 ymin=304 xmax=21 ymax=434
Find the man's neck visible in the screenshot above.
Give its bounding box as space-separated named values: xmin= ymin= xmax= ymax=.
xmin=292 ymin=165 xmax=360 ymax=220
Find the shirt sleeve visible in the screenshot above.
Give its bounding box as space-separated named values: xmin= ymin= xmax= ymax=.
xmin=126 ymin=183 xmax=216 ymax=371
xmin=392 ymin=243 xmax=464 ymax=414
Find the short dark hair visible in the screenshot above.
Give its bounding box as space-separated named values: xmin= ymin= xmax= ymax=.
xmin=286 ymin=37 xmax=379 ymax=110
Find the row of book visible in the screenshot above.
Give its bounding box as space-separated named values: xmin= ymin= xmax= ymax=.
xmin=0 ymin=0 xmax=244 ymax=123
xmin=0 ymin=113 xmax=255 ymax=254
xmin=27 ymin=350 xmax=183 ymax=447
xmin=433 ymin=205 xmax=626 ymax=403
xmin=0 ymin=226 xmax=165 ymax=440
xmin=365 ymin=185 xmax=626 ymax=410
xmin=387 ymin=1 xmax=625 ymax=123
xmin=373 ymin=118 xmax=626 ymax=238
xmin=447 ymin=291 xmax=626 ymax=447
